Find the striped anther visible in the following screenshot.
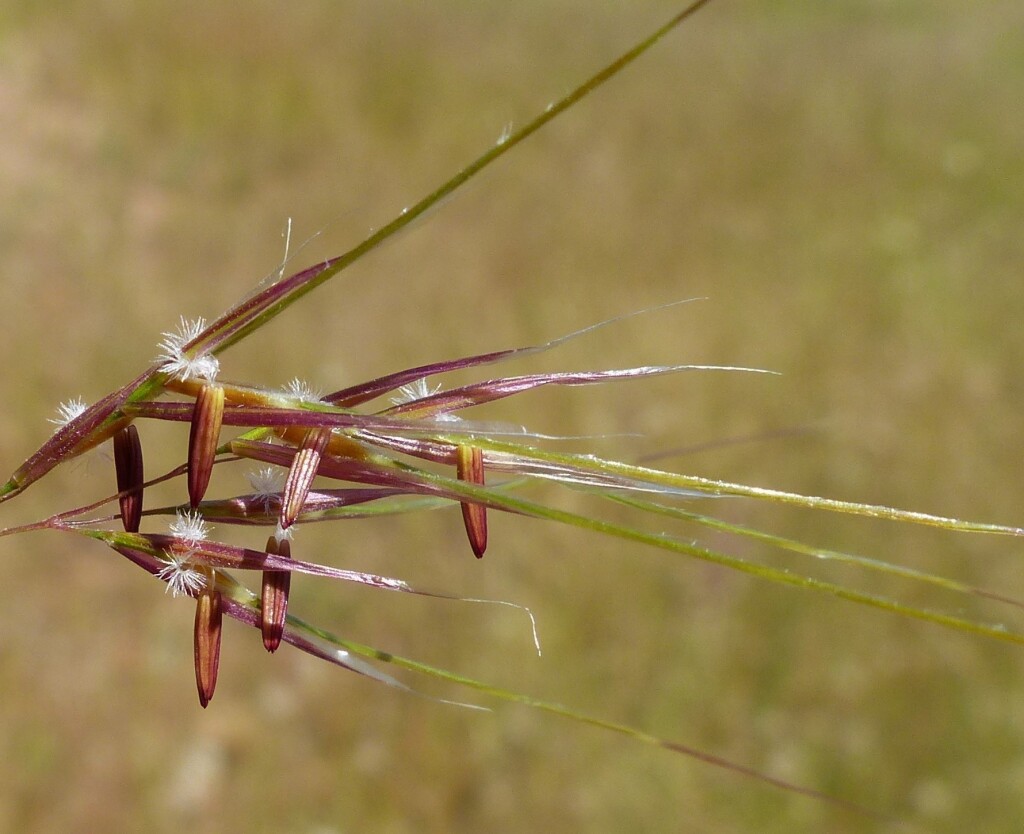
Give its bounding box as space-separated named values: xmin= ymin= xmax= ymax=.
xmin=187 ymin=384 xmax=225 ymax=509
xmin=113 ymin=424 xmax=144 ymax=533
xmin=193 ymin=577 xmax=222 ymax=709
xmin=455 ymin=444 xmax=488 ymax=558
xmin=261 ymin=535 xmax=291 ymax=653
xmin=279 ymin=428 xmax=331 ymax=529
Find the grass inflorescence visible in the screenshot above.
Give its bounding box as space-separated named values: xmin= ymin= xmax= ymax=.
xmin=3 ymin=1 xmax=1023 ymax=828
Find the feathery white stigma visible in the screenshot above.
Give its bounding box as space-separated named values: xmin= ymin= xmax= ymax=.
xmin=392 ymin=378 xmax=461 ymax=422
xmin=156 ymin=316 xmax=220 ymax=382
xmin=169 ymin=508 xmax=211 ymax=545
xmin=156 ymin=553 xmax=207 ymax=598
xmin=283 ymin=378 xmax=323 ymax=403
xmin=392 ymin=377 xmax=439 ymax=405
xmin=247 ymin=466 xmax=285 ymax=511
xmin=273 ymin=521 xmax=294 ymax=545
xmin=159 ymin=510 xmax=211 ymax=597
xmin=49 ymin=397 xmax=88 ymax=429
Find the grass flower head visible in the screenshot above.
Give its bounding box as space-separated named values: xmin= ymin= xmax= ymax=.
xmin=1 ymin=1 xmax=1020 ymax=823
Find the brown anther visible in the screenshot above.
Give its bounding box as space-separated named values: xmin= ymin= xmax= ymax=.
xmin=193 ymin=575 xmax=222 ymax=709
xmin=280 ymin=428 xmax=331 ymax=529
xmin=261 ymin=535 xmax=291 ymax=653
xmin=187 ymin=384 xmax=225 ymax=509
xmin=455 ymin=444 xmax=488 ymax=558
xmin=113 ymin=424 xmax=144 ymax=533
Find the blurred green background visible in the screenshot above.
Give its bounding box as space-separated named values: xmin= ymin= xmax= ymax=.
xmin=2 ymin=1 xmax=1024 ymax=831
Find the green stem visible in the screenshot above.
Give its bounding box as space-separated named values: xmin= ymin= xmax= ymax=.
xmin=469 ymin=438 xmax=1024 ymax=537
xmin=192 ymin=0 xmax=716 ymax=357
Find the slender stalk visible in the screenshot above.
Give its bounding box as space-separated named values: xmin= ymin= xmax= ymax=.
xmin=185 ymin=0 xmax=717 ymax=359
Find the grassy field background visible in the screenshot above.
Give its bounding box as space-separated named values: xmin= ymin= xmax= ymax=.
xmin=2 ymin=2 xmax=1024 ymax=831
